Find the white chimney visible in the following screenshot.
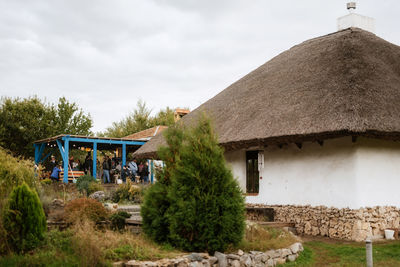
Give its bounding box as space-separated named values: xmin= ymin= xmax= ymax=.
xmin=337 ymin=2 xmax=375 ymax=33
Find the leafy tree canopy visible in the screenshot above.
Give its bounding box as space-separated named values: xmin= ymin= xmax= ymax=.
xmin=100 ymin=100 xmax=176 ymax=138
xmin=0 ymin=96 xmax=92 ymax=158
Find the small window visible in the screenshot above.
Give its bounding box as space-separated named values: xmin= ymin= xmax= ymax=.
xmin=246 ymin=151 xmax=259 ymax=194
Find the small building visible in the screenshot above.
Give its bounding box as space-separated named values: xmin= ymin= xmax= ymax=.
xmin=134 ymin=16 xmax=400 ymax=240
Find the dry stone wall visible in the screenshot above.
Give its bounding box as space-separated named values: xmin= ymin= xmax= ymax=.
xmin=121 ymin=242 xmax=303 ymax=267
xmin=247 ymin=204 xmax=400 ymax=241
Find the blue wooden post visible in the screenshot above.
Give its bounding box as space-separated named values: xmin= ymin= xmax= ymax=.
xmin=34 ymin=144 xmax=40 ymax=164
xmin=93 ymin=142 xmax=97 ymax=179
xmin=150 ymin=160 xmax=154 ymax=184
xmin=122 ymin=143 xmax=126 ymax=167
xmin=63 ymin=138 xmax=69 ymax=183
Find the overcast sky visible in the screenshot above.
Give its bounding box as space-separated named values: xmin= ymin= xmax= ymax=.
xmin=0 ymin=0 xmax=399 ymax=133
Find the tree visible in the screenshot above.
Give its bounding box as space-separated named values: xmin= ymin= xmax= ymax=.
xmin=54 ymin=97 xmax=93 ymax=136
xmin=0 ymin=96 xmax=92 ymax=158
xmin=101 ymin=100 xmax=176 ymax=138
xmin=141 ymin=115 xmax=245 ymax=253
xmin=166 ymin=116 xmax=246 ymax=252
xmin=2 ymin=182 xmax=47 ymax=253
xmin=141 ymin=125 xmax=184 ymax=243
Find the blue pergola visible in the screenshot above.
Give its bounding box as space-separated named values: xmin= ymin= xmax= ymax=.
xmin=34 ymin=134 xmax=145 ymax=183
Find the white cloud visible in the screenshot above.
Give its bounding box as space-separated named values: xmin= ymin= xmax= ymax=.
xmin=0 ymin=0 xmax=399 ymax=132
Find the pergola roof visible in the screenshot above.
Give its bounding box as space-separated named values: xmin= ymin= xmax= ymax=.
xmin=34 ymin=134 xmax=146 ymax=183
xmin=34 ymin=134 xmax=145 ymax=150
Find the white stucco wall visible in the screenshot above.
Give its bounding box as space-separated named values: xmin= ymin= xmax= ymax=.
xmin=355 ymin=138 xmax=400 ymax=207
xmin=225 ymin=137 xmax=400 ymax=209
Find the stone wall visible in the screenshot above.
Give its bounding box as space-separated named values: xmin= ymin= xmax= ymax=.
xmin=247 ymin=204 xmax=400 ymax=241
xmin=122 ymin=242 xmax=304 ymax=267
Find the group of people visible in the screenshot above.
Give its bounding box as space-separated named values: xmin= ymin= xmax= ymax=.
xmin=102 ymin=157 xmax=150 ymax=184
xmin=45 ymin=152 xmax=150 ymax=184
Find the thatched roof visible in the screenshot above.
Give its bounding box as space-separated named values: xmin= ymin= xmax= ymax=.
xmin=134 ymin=28 xmax=400 ymax=158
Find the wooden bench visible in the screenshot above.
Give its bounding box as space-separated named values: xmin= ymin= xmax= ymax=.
xmin=58 ymin=171 xmax=85 ymax=181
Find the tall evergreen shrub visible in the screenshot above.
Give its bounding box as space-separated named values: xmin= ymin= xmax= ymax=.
xmin=166 ymin=116 xmax=245 ymax=253
xmin=2 ymin=182 xmax=47 ymax=253
xmin=141 ymin=125 xmax=184 ymax=243
xmin=141 ymin=116 xmax=245 ymax=252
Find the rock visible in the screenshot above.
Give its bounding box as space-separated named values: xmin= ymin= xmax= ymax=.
xmin=265 ymin=250 xmax=281 ymax=259
xmin=187 ymin=253 xmax=205 ymax=262
xmin=254 ymin=254 xmax=263 ymax=264
xmin=189 ymin=262 xmax=202 ymax=267
xmin=89 ymin=191 xmax=106 ymax=202
xmin=51 ymin=198 xmax=64 ymax=207
xmin=230 ymin=260 xmax=240 ymax=267
xmin=214 ymin=252 xmax=227 ymax=267
xmin=201 ymin=260 xmax=210 ymax=267
xmin=249 ymin=251 xmax=262 ymax=255
xmin=274 ymin=258 xmax=286 ymax=265
xmin=125 ymin=260 xmax=141 ymax=267
xmin=287 ymin=254 xmax=297 ymax=262
xmin=141 ymin=261 xmax=157 ymax=267
xmin=289 ymin=242 xmax=302 ymax=254
xmin=261 ymin=254 xmax=270 ymax=263
xmin=177 ymin=260 xmax=189 ymax=267
xmin=112 ymin=261 xmax=124 ymax=267
xmin=227 ymin=254 xmax=240 ymax=260
xmin=239 ymin=255 xmax=252 ymax=267
xmin=237 ymin=249 xmax=244 ymax=256
xmin=208 ymin=257 xmax=218 ymax=265
xmin=266 ymin=259 xmax=275 ymax=267
xmin=280 ymin=248 xmax=291 ymax=258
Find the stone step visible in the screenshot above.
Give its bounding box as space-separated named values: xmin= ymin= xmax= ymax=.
xmin=117 ymin=205 xmax=141 ymax=213
xmin=126 ymin=217 xmax=143 ymax=225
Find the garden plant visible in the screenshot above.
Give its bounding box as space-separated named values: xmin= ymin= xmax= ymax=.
xmin=2 ymin=182 xmax=47 ymax=253
xmin=142 ymin=115 xmax=246 ymax=253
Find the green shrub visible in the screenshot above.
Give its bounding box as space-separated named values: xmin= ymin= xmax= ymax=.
xmin=88 ymin=181 xmax=104 ymax=196
xmin=110 ymin=211 xmax=131 ymax=231
xmin=142 ymin=116 xmax=246 ymax=253
xmin=141 ymin=125 xmax=184 ymax=243
xmin=2 ymin=182 xmax=47 ymax=253
xmin=0 ymin=147 xmax=37 ymax=205
xmin=111 ymin=180 xmax=142 ymax=203
xmin=64 ymin=198 xmax=108 ymax=224
xmin=40 ymin=178 xmax=52 ymax=185
xmin=76 ymin=175 xmax=96 ymax=196
xmin=166 ymin=116 xmax=245 ymax=253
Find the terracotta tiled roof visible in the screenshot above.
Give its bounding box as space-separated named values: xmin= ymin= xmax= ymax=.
xmin=123 ymin=126 xmax=168 ymax=141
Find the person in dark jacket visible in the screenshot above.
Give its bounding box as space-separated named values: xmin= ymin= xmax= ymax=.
xmin=84 ymin=153 xmax=93 ymax=175
xmin=142 ymin=161 xmax=149 ymax=184
xmin=48 ymin=155 xmax=57 ymax=172
xmin=102 ymin=156 xmax=112 ymax=183
xmin=121 ymin=165 xmax=130 ymax=183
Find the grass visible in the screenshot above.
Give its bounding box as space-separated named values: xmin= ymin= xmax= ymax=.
xmin=0 ymin=230 xmax=80 ymax=267
xmin=230 ymin=223 xmax=299 ymax=252
xmin=283 ymin=239 xmax=400 ymax=267
xmin=0 ymin=220 xmax=182 ymax=267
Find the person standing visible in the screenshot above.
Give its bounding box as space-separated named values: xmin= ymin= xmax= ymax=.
xmin=138 ymin=161 xmax=144 ymax=183
xmin=142 ymin=161 xmax=150 ymax=184
xmin=50 ymin=164 xmax=62 ymax=182
xmin=128 ymin=158 xmax=138 ymax=181
xmin=84 ymin=153 xmax=93 ymax=175
xmin=121 ymin=165 xmax=130 ymax=183
xmin=102 ymin=156 xmax=111 ymax=183
xmin=48 ymin=155 xmax=57 ymax=172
